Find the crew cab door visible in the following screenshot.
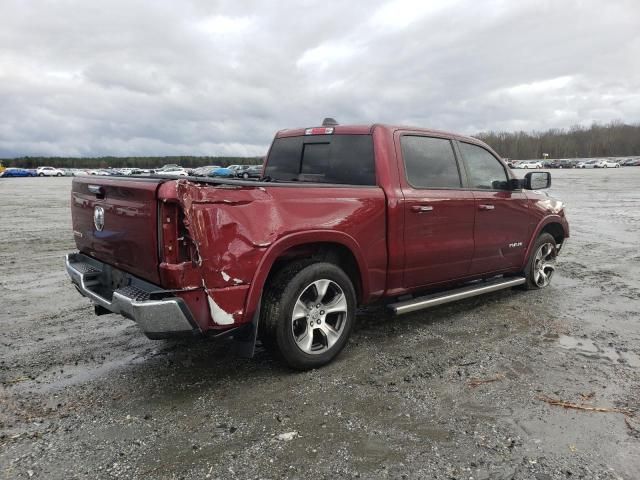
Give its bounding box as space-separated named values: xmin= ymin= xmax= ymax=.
xmin=397 ymin=134 xmax=475 ymax=288
xmin=456 ymin=141 xmax=531 ymax=274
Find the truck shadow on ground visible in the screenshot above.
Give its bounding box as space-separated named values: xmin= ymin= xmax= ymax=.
xmin=8 ymin=285 xmax=539 ymax=413
xmin=81 ymin=286 xmax=534 ymax=398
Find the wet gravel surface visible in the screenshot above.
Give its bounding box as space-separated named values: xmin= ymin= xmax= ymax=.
xmin=1 ymin=170 xmax=639 ymax=479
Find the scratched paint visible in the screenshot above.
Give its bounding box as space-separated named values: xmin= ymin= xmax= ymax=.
xmin=206 ymin=295 xmax=235 ymax=325
xmin=173 ymin=178 xmax=388 ymax=328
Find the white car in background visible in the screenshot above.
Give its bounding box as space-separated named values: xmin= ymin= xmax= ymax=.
xmin=518 ymin=161 xmax=543 ymax=169
xmin=36 ymin=166 xmax=65 ymax=177
xmin=602 ymin=159 xmax=620 ymax=168
xmin=155 ymin=166 xmax=189 ymax=177
xmin=578 ymin=160 xmax=599 ymax=168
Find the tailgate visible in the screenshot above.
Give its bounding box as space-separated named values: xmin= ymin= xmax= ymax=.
xmin=71 ymin=176 xmax=164 ymax=284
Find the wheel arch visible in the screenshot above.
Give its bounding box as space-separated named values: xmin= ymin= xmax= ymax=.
xmin=540 ymin=222 xmax=565 ymax=245
xmin=244 ymin=231 xmax=369 ymax=324
xmin=521 ymin=215 xmax=568 ymax=270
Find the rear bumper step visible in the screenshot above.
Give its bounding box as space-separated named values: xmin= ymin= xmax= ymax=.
xmin=388 ymin=276 xmax=526 ymax=315
xmin=65 ymin=252 xmax=201 ymax=339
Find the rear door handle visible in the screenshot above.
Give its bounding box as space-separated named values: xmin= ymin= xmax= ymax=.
xmin=411 ymin=205 xmax=433 ymax=213
xmin=478 ymin=204 xmax=495 ymax=211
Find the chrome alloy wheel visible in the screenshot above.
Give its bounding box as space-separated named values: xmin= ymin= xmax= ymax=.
xmin=291 ymin=279 xmax=348 ymax=354
xmin=533 ymin=242 xmax=557 ymax=287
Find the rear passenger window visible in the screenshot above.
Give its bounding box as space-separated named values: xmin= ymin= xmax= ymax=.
xmin=400 ymin=136 xmax=461 ymax=188
xmin=459 ymin=142 xmax=509 ymax=190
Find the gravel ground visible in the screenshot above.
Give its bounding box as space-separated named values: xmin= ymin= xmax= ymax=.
xmin=1 ymin=169 xmax=639 ymax=479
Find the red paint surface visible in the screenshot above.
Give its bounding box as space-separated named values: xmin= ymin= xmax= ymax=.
xmin=71 ymin=124 xmax=569 ymax=332
xmin=71 ymin=176 xmax=162 ymax=284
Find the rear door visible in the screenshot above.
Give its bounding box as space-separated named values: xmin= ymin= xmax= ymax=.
xmin=397 ymin=134 xmax=475 ymax=288
xmin=457 ymin=141 xmax=531 ymax=274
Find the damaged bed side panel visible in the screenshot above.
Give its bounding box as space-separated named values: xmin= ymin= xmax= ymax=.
xmin=175 ymin=180 xmax=387 ymax=329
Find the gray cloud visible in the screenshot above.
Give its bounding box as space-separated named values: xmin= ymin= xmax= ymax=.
xmin=0 ymin=0 xmax=639 ymax=157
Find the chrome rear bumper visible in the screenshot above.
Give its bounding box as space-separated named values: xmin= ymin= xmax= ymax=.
xmin=65 ymin=253 xmax=200 ymax=339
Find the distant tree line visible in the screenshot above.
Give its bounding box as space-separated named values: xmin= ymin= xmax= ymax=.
xmin=0 ymin=155 xmax=264 ymax=169
xmin=475 ymin=121 xmax=640 ymax=160
xmin=3 ymin=121 xmax=639 ymax=167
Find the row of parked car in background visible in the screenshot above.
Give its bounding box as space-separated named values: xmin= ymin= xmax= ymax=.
xmin=0 ymin=166 xmax=68 ymax=177
xmin=507 ymin=157 xmax=640 ymax=169
xmin=3 ymin=156 xmax=639 ymax=179
xmin=0 ymin=164 xmax=264 ymax=179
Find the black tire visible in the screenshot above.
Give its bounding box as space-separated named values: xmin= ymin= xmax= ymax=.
xmin=260 ymin=261 xmax=356 ymax=370
xmin=523 ymin=233 xmax=557 ymax=290
xmin=38 ymin=173 xmax=44 ymax=177
xmin=242 ymin=172 xmax=249 ymax=179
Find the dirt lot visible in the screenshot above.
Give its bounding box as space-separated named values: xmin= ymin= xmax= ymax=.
xmin=1 ymin=169 xmax=639 ymax=479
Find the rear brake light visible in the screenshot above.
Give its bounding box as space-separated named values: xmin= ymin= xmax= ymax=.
xmin=160 ymin=202 xmax=195 ymax=264
xmin=305 ymin=127 xmax=334 ymax=135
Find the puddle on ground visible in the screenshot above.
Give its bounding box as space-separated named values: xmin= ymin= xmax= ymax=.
xmin=557 ymin=335 xmax=640 ymax=368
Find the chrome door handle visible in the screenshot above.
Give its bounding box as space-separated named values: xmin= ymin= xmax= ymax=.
xmin=411 ymin=205 xmax=433 ymax=213
xmin=478 ymin=204 xmax=495 ymax=211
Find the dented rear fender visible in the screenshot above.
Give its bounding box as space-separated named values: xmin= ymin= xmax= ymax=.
xmin=169 ymin=180 xmax=387 ymax=329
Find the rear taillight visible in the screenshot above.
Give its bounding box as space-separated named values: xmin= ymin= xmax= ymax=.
xmin=160 ymin=201 xmax=196 ymax=264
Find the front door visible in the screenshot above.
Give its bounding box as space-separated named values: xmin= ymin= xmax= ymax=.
xmin=457 ymin=141 xmax=531 ymax=274
xmin=398 ymin=134 xmax=475 ymax=289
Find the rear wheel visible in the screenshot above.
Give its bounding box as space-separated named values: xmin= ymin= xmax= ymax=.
xmin=242 ymin=172 xmax=249 ymax=179
xmin=523 ymin=233 xmax=557 ymax=289
xmin=38 ymin=173 xmax=44 ymax=177
xmin=260 ymin=261 xmax=356 ymax=370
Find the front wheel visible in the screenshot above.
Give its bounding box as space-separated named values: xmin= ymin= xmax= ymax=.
xmin=260 ymin=261 xmax=356 ymax=370
xmin=523 ymin=233 xmax=557 ymax=289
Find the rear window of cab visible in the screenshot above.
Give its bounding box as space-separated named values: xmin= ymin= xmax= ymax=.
xmin=264 ymin=134 xmax=376 ymax=185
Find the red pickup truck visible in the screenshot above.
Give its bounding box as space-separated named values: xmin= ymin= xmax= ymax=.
xmin=66 ymin=121 xmax=569 ymax=369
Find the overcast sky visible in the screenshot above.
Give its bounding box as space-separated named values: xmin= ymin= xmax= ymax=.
xmin=0 ymin=0 xmax=639 ymax=157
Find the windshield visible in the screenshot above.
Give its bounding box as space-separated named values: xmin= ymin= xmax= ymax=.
xmin=264 ymin=134 xmax=375 ymax=185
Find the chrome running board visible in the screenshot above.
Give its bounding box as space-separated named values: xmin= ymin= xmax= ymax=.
xmin=388 ymin=276 xmax=526 ymax=315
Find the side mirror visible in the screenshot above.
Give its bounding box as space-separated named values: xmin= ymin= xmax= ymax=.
xmin=508 ymin=178 xmax=523 ymax=190
xmin=524 ymin=171 xmax=551 ymax=190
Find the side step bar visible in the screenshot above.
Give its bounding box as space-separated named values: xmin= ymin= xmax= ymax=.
xmin=388 ymin=276 xmax=526 ymax=315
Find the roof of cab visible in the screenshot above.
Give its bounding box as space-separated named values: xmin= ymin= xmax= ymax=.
xmin=274 ymin=123 xmax=485 ymax=147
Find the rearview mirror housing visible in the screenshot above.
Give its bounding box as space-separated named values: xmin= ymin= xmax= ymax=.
xmin=524 ymin=171 xmax=551 ymax=190
xmin=508 ymin=178 xmax=523 ymax=190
